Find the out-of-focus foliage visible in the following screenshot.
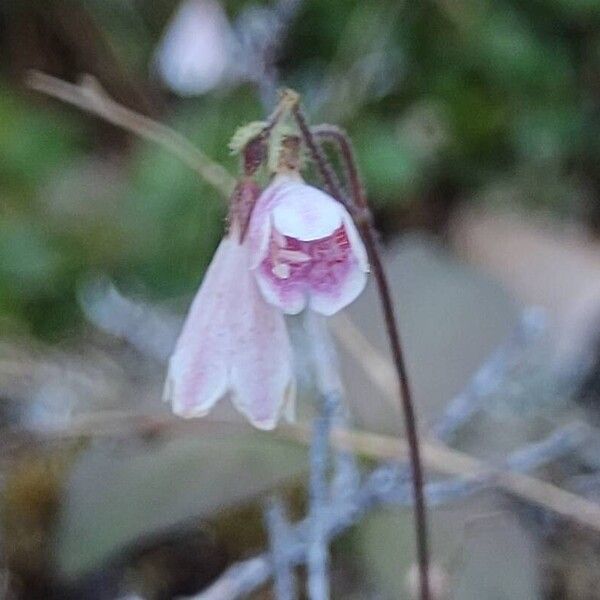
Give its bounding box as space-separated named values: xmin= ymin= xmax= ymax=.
xmin=1 ymin=0 xmax=600 ymax=336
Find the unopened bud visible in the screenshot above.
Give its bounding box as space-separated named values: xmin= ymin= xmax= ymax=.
xmin=243 ymin=136 xmax=267 ymax=176
xmin=277 ymin=135 xmax=302 ymax=174
xmin=228 ymin=178 xmax=262 ymax=241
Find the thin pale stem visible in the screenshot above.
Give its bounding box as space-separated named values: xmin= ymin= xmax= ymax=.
xmin=307 ymin=394 xmax=335 ymax=600
xmin=196 ymin=423 xmax=590 ymax=600
xmin=26 ymin=71 xmax=236 ymax=198
xmin=292 ymin=110 xmax=431 ymax=600
xmin=304 ymin=312 xmax=343 ymax=600
xmin=266 ymin=499 xmax=297 ymax=600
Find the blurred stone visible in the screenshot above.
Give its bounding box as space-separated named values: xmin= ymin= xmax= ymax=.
xmin=450 ymin=207 xmax=600 ymax=369
xmin=55 ymin=429 xmax=307 ymax=580
xmin=339 ymin=233 xmax=518 ymax=435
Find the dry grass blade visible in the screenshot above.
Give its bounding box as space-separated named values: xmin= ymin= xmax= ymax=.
xmin=2 ymin=406 xmax=599 ymax=531
xmin=26 ymin=71 xmax=236 ymax=198
xmin=281 ymin=423 xmax=600 ymax=533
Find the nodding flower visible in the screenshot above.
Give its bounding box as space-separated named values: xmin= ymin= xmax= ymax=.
xmin=163 ymin=180 xmax=295 ymax=430
xmin=247 ymin=173 xmax=369 ymax=316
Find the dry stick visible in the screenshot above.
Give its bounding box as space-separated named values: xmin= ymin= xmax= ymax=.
xmin=291 ymin=103 xmax=431 ymax=600
xmin=3 ymin=407 xmax=599 ymax=534
xmin=281 ymin=422 xmax=600 ymax=531
xmin=304 ymin=312 xmax=347 ymax=600
xmin=26 ymin=71 xmax=237 ymax=198
xmin=266 ymin=500 xmax=297 ymax=600
xmin=2 ymin=397 xmax=598 ymax=536
xmin=196 ymin=426 xmax=590 ymax=600
xmin=325 ymin=315 xmax=600 ymax=531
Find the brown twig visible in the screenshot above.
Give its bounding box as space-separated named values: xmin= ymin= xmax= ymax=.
xmin=26 ymin=70 xmax=236 ymax=198
xmin=291 ymin=103 xmax=431 ymax=600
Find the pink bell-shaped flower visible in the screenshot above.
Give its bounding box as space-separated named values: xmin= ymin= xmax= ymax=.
xmin=247 ymin=174 xmax=369 ymax=316
xmin=163 ymin=217 xmax=295 ymax=430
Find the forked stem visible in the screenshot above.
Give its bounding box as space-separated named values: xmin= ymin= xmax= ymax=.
xmin=290 ymin=104 xmax=431 ymax=600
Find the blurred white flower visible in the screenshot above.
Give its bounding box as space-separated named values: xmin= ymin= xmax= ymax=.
xmin=154 ymin=0 xmax=304 ymax=98
xmin=154 ymin=0 xmax=234 ymax=95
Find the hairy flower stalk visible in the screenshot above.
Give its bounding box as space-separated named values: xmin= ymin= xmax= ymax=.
xmin=163 ymin=181 xmax=295 ymax=430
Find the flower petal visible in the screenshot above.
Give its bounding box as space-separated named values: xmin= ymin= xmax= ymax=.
xmin=341 ymin=212 xmax=369 ymax=272
xmin=247 ymin=174 xmax=343 ymax=265
xmin=308 ymin=257 xmax=368 ymax=316
xmin=247 ymin=185 xmax=278 ymax=269
xmin=164 ymin=238 xmax=239 ymax=417
xmin=248 ymin=174 xmax=369 ymax=316
xmin=254 ymin=263 xmax=308 ymax=315
xmin=229 ymin=248 xmax=296 ymax=429
xmin=246 ymin=174 xmax=298 ymax=268
xmin=271 ymin=182 xmax=343 ymax=241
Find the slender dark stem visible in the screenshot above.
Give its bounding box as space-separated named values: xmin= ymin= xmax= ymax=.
xmin=311 ymin=125 xmax=365 ymax=210
xmin=359 ymin=221 xmax=430 ymax=600
xmin=291 ymin=108 xmax=431 ymax=600
xmin=290 ymin=105 xmax=352 ymax=212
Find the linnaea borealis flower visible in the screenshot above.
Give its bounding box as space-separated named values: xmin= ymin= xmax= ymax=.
xmin=247 ymin=173 xmax=369 ymax=316
xmin=163 ymin=184 xmax=295 ymax=430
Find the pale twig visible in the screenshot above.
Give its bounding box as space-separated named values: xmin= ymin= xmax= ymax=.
xmin=265 ymin=499 xmax=297 ymax=600
xmin=26 ymin=71 xmax=236 ymax=198
xmin=303 ymin=312 xmax=344 ymax=599
xmin=3 ymin=407 xmax=598 ymax=532
xmin=280 ymin=422 xmax=600 ymax=530
xmin=431 ymin=308 xmax=546 ymax=442
xmin=195 ymin=556 xmax=272 ymax=600
xmin=234 ymin=0 xmax=306 ymax=108
xmin=193 ymin=422 xmax=592 ymax=600
xmin=307 ymin=394 xmax=336 ymax=600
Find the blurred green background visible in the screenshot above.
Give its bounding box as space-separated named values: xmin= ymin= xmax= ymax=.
xmin=1 ymin=0 xmax=599 ymax=337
